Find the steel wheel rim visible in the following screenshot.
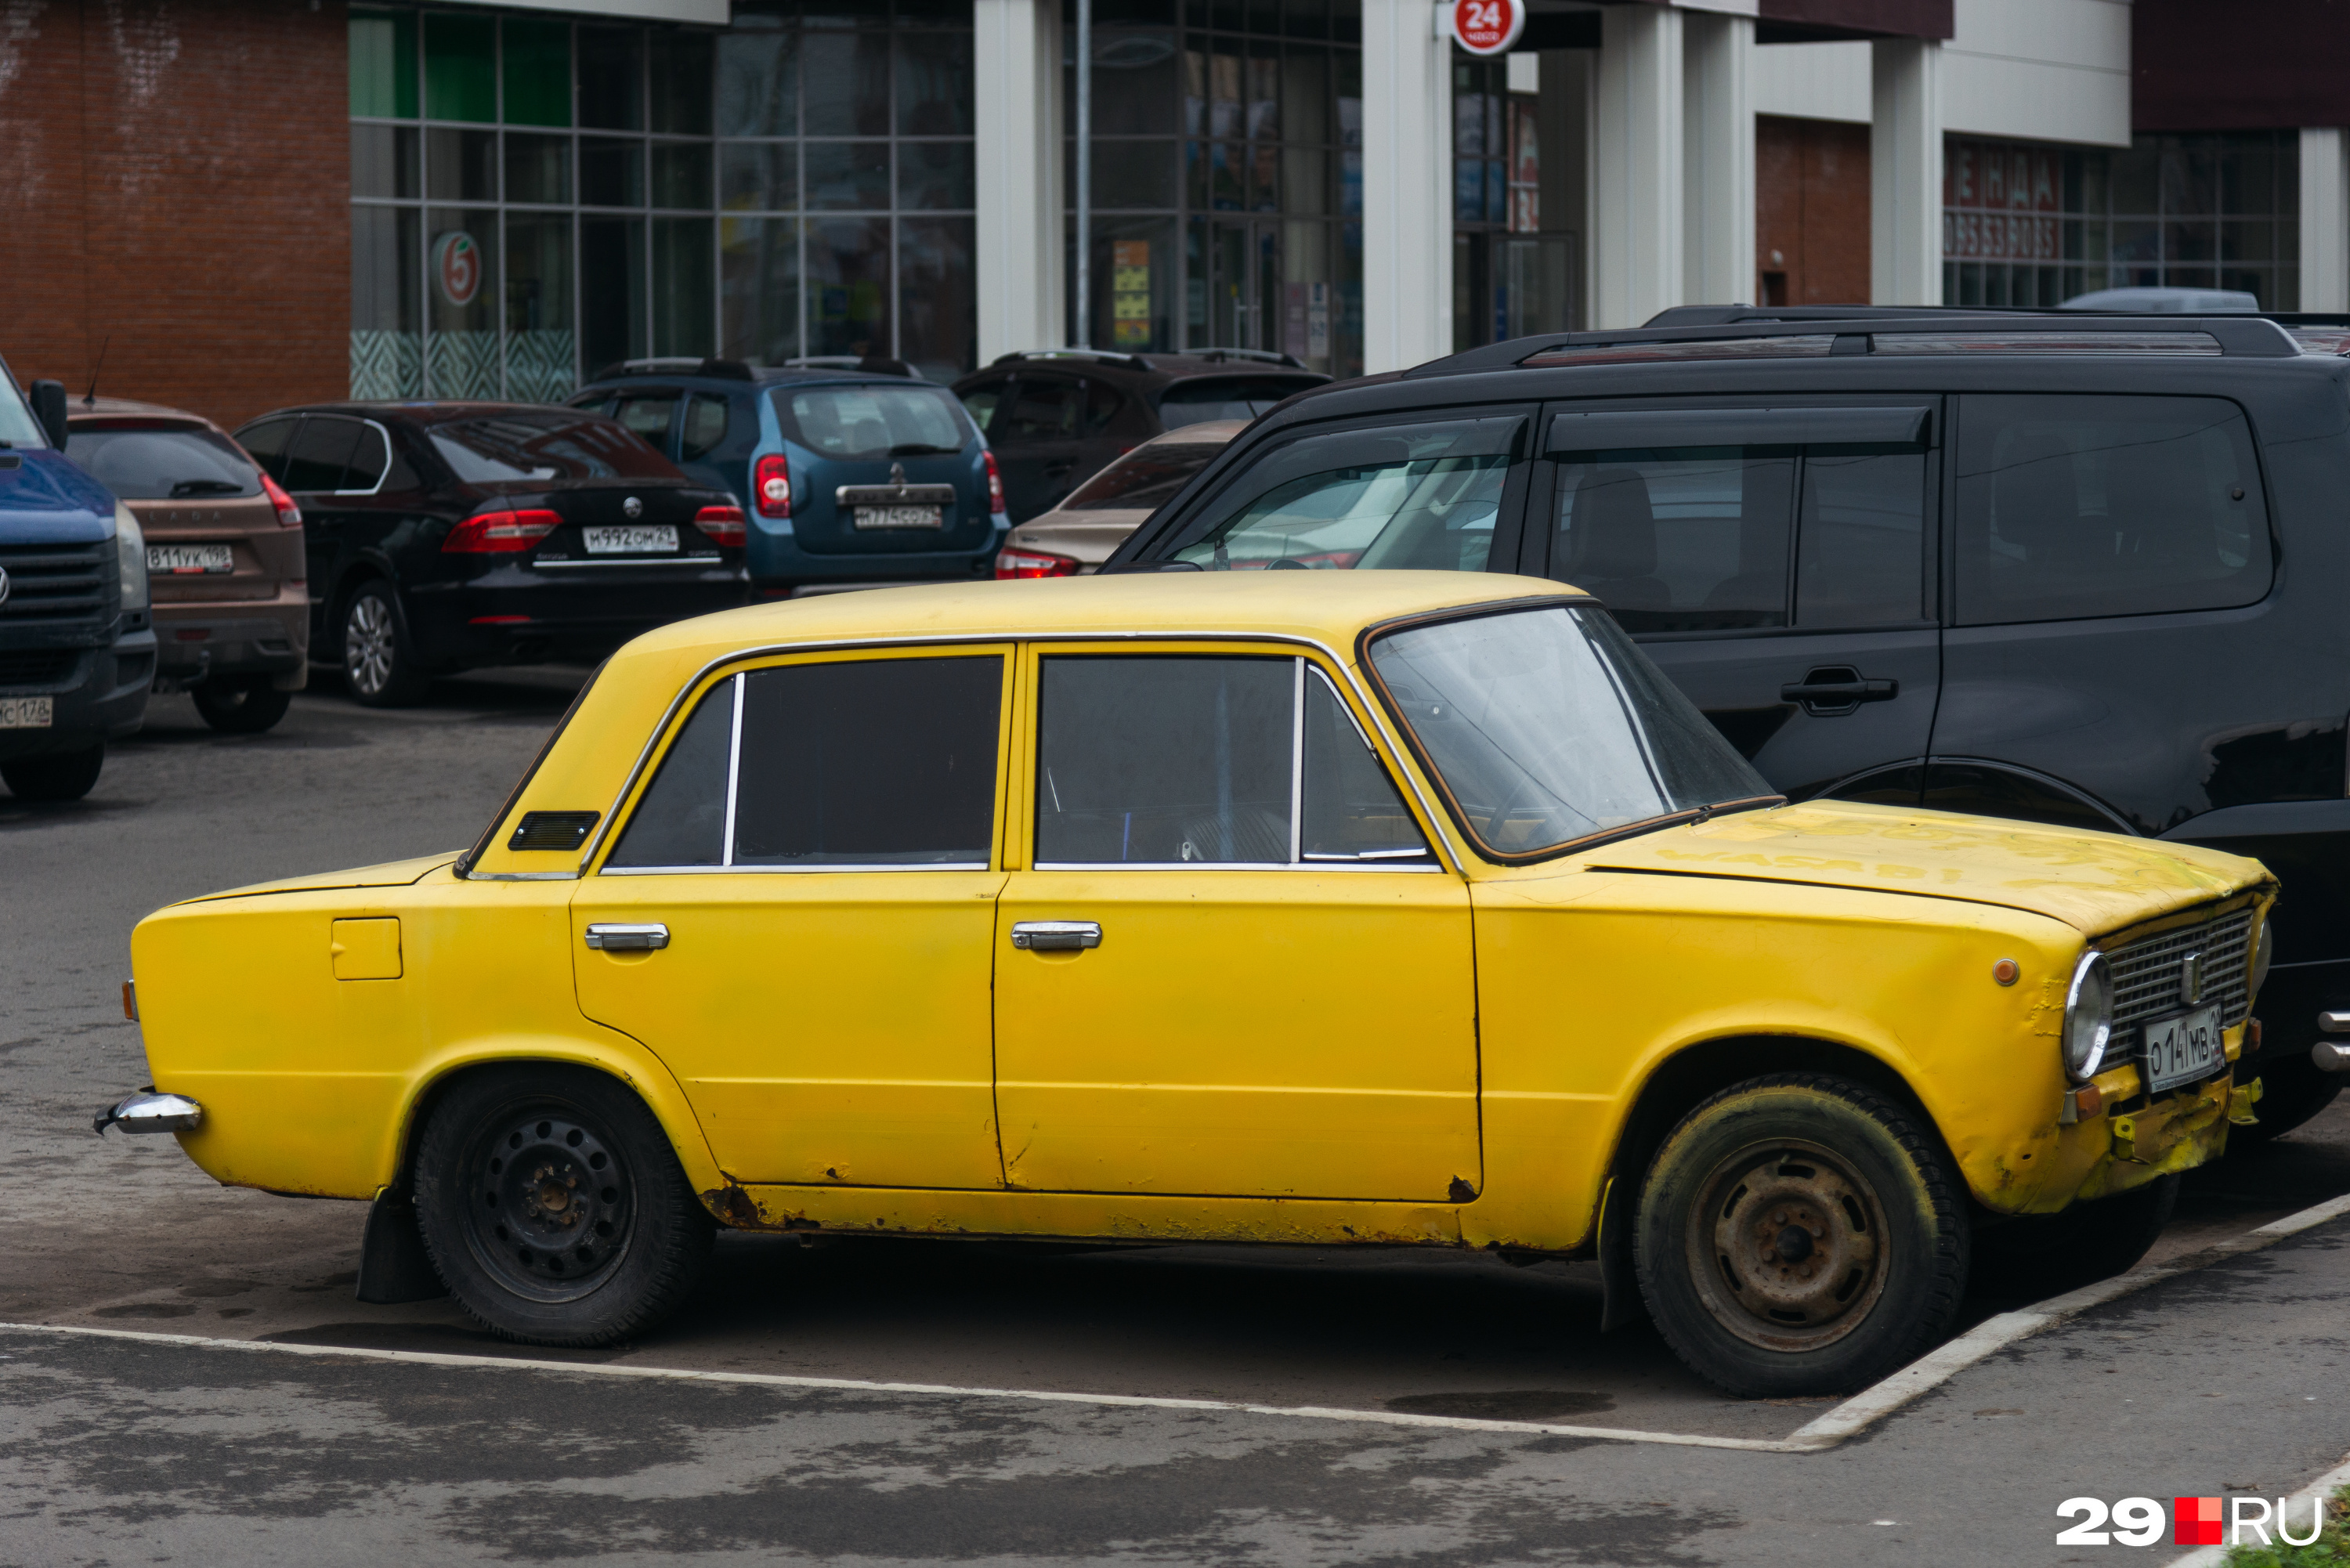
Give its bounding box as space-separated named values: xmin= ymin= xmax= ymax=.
xmin=459 ymin=1104 xmax=636 ymax=1304
xmin=345 ymin=595 xmax=395 ymax=695
xmin=1683 ymin=1136 xmax=1890 ymax=1353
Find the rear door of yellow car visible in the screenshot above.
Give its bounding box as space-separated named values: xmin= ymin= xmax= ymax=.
xmin=570 ymin=647 xmax=1013 ymax=1189
xmin=991 ymin=642 xmax=1481 ymax=1201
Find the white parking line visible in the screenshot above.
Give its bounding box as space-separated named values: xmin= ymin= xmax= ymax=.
xmin=5 ymin=1189 xmax=2347 ymax=1456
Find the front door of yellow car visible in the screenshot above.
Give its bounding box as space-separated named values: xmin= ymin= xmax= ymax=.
xmin=992 ymin=648 xmax=1480 ymax=1201
xmin=571 ymin=649 xmax=1013 ymax=1189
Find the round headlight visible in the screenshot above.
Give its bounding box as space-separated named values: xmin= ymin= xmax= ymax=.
xmin=2064 ymin=949 xmax=2113 ymax=1082
xmin=2251 ymin=916 xmax=2274 ymax=997
xmin=113 ymin=500 xmax=148 ymax=613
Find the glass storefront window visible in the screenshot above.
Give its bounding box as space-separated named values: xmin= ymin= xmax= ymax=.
xmin=349 ymin=4 xmax=979 ymax=399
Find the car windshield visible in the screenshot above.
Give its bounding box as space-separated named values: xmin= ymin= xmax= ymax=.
xmin=0 ymin=375 xmax=45 ymax=447
xmin=1157 ymin=377 xmax=1312 ymax=430
xmin=428 ymin=414 xmax=680 ymax=484
xmin=1061 ymin=442 xmax=1227 ymax=511
xmin=69 ymin=424 xmax=262 ymax=500
xmin=776 ymin=385 xmax=968 ymax=459
xmin=1368 ymin=605 xmax=1777 ymax=858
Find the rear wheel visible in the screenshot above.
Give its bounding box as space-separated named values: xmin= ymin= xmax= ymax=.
xmin=1635 ymin=1073 xmax=1969 ymax=1398
xmin=414 ymin=1065 xmax=714 ymax=1346
xmin=340 ymin=581 xmax=430 ymax=708
xmin=192 ymin=677 xmax=293 ymax=734
xmin=1 ymin=742 xmax=105 ymax=801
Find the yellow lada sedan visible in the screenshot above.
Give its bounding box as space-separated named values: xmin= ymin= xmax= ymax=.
xmin=107 ymin=573 xmax=2273 ymax=1396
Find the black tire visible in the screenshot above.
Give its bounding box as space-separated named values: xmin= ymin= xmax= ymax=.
xmin=191 ymin=677 xmax=294 ymax=735
xmin=414 ymin=1064 xmax=714 ymax=1346
xmin=2229 ymin=1052 xmax=2343 ymax=1143
xmin=339 ymin=580 xmax=431 ymax=708
xmin=1971 ymin=1174 xmax=2178 ymax=1300
xmin=1 ymin=742 xmax=104 ymax=802
xmin=1634 ymin=1072 xmax=1969 ymax=1398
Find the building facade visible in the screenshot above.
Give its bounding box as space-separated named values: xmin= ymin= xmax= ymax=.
xmin=5 ymin=0 xmax=2348 ymax=429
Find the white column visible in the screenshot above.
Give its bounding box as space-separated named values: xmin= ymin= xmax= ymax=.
xmin=1682 ymin=11 xmax=1754 ymax=309
xmin=1870 ymin=36 xmax=1942 ymax=307
xmin=1593 ymin=2 xmax=1683 ymax=330
xmin=974 ymin=0 xmax=1064 ymax=361
xmin=2300 ymin=128 xmax=2350 ymax=313
xmin=1361 ymin=0 xmax=1452 ymax=372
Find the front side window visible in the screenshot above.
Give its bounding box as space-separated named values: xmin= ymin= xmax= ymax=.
xmin=68 ymin=425 xmax=263 ymax=500
xmin=606 ymin=654 xmax=1003 ymax=870
xmin=1954 ymin=393 xmax=2272 ymax=624
xmin=1170 ymin=415 xmax=1522 ymax=573
xmin=1368 ymin=605 xmax=1776 ymax=859
xmin=995 ymin=378 xmax=1077 ymax=443
xmin=776 ymin=384 xmax=968 ymax=458
xmin=1034 ymin=653 xmax=1429 ymax=867
xmin=0 ymin=374 xmax=44 ymax=447
xmin=1553 ymin=450 xmax=1794 ymax=632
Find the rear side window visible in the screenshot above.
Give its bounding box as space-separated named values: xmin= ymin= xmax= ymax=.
xmin=1170 ymin=415 xmax=1521 ymax=573
xmin=1954 ymin=393 xmax=2271 ymax=624
xmin=610 ymin=392 xmax=679 ymax=450
xmin=68 ymin=425 xmax=262 ymax=500
xmin=1158 ymin=377 xmax=1314 ymax=430
xmin=606 ymin=656 xmax=1003 ymax=871
xmin=776 ymin=385 xmax=967 ymax=458
xmin=679 ymin=393 xmax=732 ymax=461
xmin=284 ymin=415 xmax=365 ymax=493
xmin=1062 ymin=441 xmax=1227 ymax=511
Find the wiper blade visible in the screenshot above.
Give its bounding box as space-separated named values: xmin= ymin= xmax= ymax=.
xmin=168 ymin=479 xmax=247 ymax=497
xmin=885 ymin=443 xmax=958 ymax=457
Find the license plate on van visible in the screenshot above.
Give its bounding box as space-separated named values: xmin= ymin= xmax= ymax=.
xmin=2144 ymin=1003 xmax=2224 ymax=1093
xmin=0 ymin=696 xmax=53 ymax=729
xmin=854 ymin=504 xmax=945 ymax=530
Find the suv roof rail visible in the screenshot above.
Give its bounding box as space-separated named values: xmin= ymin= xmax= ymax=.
xmin=1183 ymin=346 xmax=1310 ymax=369
xmin=779 ymin=355 xmax=920 ymax=378
xmin=1404 ymin=313 xmax=2303 ymax=378
xmin=589 ymin=356 xmax=757 ymax=382
xmin=990 ymin=347 xmax=1155 ymax=371
xmin=1641 ymin=304 xmax=2067 ymax=327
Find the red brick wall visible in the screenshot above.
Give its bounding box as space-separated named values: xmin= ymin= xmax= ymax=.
xmin=0 ymin=0 xmax=349 ymax=430
xmin=1755 ymin=115 xmax=1871 ymax=307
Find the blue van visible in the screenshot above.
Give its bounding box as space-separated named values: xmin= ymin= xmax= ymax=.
xmin=569 ymin=359 xmax=1007 ymax=596
xmin=0 ymin=359 xmax=153 ymax=800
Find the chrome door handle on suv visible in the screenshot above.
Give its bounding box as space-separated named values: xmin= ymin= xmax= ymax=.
xmin=584 ymin=923 xmax=671 ymax=951
xmin=1781 ymin=666 xmax=1900 ymax=717
xmin=1011 ymin=920 xmax=1101 ymax=951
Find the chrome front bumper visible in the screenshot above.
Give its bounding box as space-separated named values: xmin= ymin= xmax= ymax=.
xmin=93 ymin=1089 xmax=202 ymax=1135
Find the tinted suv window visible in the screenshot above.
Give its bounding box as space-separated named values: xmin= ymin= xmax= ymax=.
xmin=1170 ymin=416 xmax=1521 ymax=572
xmin=607 ymin=656 xmax=1003 ymax=870
xmin=1554 ymin=452 xmax=1794 ymax=632
xmin=1954 ymin=393 xmax=2271 ymax=624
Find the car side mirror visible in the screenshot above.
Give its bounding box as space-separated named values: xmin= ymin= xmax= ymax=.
xmin=28 ymin=380 xmax=67 ymax=450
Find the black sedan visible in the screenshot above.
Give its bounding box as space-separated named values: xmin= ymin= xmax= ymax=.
xmin=233 ymin=403 xmax=749 ymax=706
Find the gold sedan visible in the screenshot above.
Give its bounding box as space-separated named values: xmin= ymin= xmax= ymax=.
xmin=107 ymin=572 xmax=2274 ymax=1395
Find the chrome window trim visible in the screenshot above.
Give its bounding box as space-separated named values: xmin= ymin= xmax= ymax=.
xmin=1287 ymin=656 xmax=1306 ymax=865
xmin=1032 ymin=860 xmax=1442 ymax=873
xmin=327 ymin=416 xmax=398 ymax=497
xmin=604 ymin=861 xmax=992 ymax=876
xmin=719 ymin=674 xmax=744 ymax=867
xmin=574 ymin=628 xmax=1467 ymax=879
xmin=531 ymin=557 xmax=730 ymax=570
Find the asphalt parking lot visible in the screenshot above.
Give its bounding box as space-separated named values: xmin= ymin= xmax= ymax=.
xmin=7 ymin=674 xmax=2350 ymax=1564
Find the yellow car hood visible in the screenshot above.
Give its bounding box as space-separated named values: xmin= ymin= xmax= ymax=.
xmin=1583 ymin=800 xmax=2266 ymax=934
xmin=181 ymin=852 xmax=460 ymax=904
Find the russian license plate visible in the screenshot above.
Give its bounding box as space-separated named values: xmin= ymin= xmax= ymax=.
xmin=0 ymin=696 xmax=52 ymax=729
xmin=2144 ymin=1003 xmax=2225 ymax=1093
xmin=583 ymin=525 xmax=678 ymax=555
xmin=854 ymin=504 xmax=945 ymax=530
xmin=146 ymin=544 xmax=233 ymax=574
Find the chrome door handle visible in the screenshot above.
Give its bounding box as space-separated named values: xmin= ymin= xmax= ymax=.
xmin=1011 ymin=919 xmax=1101 ymax=951
xmin=584 ymin=922 xmax=670 ymax=952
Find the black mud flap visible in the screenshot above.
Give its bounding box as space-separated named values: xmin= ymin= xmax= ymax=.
xmin=356 ymin=1190 xmax=448 ymax=1304
xmin=1596 ymin=1174 xmax=1644 ymax=1332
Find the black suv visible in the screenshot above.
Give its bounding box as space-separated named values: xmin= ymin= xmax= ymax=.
xmin=953 ymin=349 xmax=1327 ymax=522
xmin=1106 ymin=312 xmax=2350 ymax=1135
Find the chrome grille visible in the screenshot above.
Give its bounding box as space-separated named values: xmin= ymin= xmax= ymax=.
xmin=2108 ymin=907 xmax=2254 ymax=1031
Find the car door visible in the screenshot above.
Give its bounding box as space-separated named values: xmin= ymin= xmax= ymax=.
xmin=281 ymin=414 xmax=389 ymax=598
xmin=989 ymin=374 xmax=1086 ymax=522
xmin=570 ymin=649 xmax=1013 ymax=1190
xmin=1527 ymin=400 xmax=1943 ymax=802
xmin=992 ymin=645 xmax=1481 ymax=1201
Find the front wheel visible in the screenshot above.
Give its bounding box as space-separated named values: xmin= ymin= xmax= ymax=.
xmin=414 ymin=1065 xmax=714 ymax=1346
xmin=340 ymin=581 xmax=431 ymax=707
xmin=1635 ymin=1073 xmax=1969 ymax=1398
xmin=2 ymin=742 xmax=105 ymax=801
xmin=192 ymin=677 xmax=293 ymax=734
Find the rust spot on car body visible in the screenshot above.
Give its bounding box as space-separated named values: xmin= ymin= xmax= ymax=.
xmin=701 ymin=1184 xmax=763 ymax=1228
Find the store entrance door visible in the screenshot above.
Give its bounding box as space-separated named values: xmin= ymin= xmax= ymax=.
xmin=1206 ymin=222 xmax=1279 ymax=352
